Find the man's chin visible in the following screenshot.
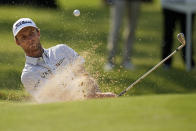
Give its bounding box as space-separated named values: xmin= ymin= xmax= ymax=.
xmin=28 ymin=47 xmax=41 ymax=54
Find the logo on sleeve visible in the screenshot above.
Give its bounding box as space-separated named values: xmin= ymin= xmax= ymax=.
xmin=56 ymin=58 xmax=65 ymax=67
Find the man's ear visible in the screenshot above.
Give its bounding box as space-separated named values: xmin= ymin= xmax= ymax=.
xmin=36 ymin=28 xmax=40 ymax=37
xmin=15 ymin=37 xmax=20 ymax=46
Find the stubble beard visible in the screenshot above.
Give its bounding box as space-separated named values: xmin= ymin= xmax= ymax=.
xmin=27 ymin=42 xmax=43 ymax=57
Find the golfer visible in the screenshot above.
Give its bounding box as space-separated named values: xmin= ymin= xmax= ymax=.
xmin=13 ymin=18 xmax=116 ymax=99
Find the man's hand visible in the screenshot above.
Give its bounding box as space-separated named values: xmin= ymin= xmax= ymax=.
xmin=94 ymin=92 xmax=117 ymax=98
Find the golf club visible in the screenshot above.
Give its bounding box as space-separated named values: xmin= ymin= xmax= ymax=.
xmin=118 ymin=33 xmax=186 ymax=96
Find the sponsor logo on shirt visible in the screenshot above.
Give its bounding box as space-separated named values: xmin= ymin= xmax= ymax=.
xmin=41 ymin=70 xmax=52 ymax=79
xmin=34 ymin=79 xmax=40 ymax=88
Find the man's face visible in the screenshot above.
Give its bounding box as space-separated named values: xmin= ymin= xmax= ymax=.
xmin=15 ymin=27 xmax=42 ymax=55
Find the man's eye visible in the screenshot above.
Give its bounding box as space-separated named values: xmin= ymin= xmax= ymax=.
xmin=22 ymin=36 xmax=26 ymax=40
xmin=30 ymin=31 xmax=35 ymax=36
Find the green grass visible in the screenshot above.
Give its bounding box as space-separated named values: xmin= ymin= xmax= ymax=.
xmin=0 ymin=94 xmax=196 ymax=131
xmin=0 ymin=0 xmax=196 ymax=101
xmin=0 ymin=1 xmax=196 ymax=130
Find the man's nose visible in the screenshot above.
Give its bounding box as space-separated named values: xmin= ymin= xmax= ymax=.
xmin=27 ymin=35 xmax=34 ymax=42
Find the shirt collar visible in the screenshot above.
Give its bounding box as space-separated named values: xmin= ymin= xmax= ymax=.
xmin=25 ymin=49 xmax=48 ymax=65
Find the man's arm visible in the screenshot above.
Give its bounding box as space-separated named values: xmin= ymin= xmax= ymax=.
xmin=21 ymin=72 xmax=41 ymax=96
xmin=94 ymin=92 xmax=117 ymax=98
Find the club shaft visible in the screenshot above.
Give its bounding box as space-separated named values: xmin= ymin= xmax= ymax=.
xmin=118 ymin=44 xmax=185 ymax=96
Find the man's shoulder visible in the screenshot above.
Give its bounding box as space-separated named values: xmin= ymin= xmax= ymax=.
xmin=49 ymin=44 xmax=71 ymax=52
xmin=48 ymin=44 xmax=78 ymax=57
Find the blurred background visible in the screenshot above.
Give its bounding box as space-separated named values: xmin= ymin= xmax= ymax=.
xmin=0 ymin=0 xmax=196 ymax=100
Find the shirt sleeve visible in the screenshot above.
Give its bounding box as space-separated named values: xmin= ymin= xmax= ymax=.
xmin=21 ymin=71 xmax=41 ymax=95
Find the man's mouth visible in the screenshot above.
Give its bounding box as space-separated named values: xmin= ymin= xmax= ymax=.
xmin=30 ymin=43 xmax=38 ymax=49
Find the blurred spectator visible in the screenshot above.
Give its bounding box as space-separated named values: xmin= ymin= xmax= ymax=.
xmin=104 ymin=0 xmax=152 ymax=71
xmin=161 ymin=0 xmax=195 ymax=69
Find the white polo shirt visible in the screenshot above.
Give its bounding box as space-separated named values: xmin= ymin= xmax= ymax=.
xmin=21 ymin=44 xmax=84 ymax=95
